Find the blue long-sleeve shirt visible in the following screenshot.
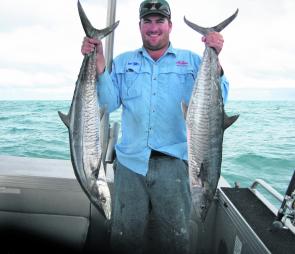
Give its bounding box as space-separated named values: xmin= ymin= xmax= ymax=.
xmin=97 ymin=44 xmax=229 ymax=175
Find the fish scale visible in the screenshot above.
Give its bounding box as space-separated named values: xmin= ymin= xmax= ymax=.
xmin=84 ymin=54 xmax=100 ymax=174
xmin=58 ymin=1 xmax=119 ymax=220
xmin=183 ymin=9 xmax=239 ymax=222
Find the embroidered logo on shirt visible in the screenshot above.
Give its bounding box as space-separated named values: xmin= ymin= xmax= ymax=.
xmin=176 ymin=60 xmax=188 ymax=66
xmin=126 ymin=62 xmax=140 ymax=72
xmin=127 ymin=62 xmax=140 ymax=66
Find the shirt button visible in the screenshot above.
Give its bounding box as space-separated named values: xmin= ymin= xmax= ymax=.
xmin=153 ymin=77 xmax=157 ymax=80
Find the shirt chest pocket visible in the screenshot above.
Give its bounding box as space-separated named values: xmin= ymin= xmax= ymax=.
xmin=158 ymin=66 xmax=195 ymax=91
xmin=119 ymin=65 xmax=149 ymax=101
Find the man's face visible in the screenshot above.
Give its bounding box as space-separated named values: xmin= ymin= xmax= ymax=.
xmin=139 ymin=15 xmax=172 ymax=51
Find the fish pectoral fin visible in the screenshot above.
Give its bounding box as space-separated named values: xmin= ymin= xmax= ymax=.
xmin=224 ymin=112 xmax=239 ymax=130
xmin=99 ymin=105 xmax=108 ymax=120
xmin=181 ymin=101 xmax=188 ymax=120
xmin=58 ymin=111 xmax=70 ymax=128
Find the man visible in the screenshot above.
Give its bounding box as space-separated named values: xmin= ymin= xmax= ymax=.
xmin=81 ymin=0 xmax=228 ymax=253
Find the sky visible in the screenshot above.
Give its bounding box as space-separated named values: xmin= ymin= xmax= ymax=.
xmin=1 ymin=0 xmax=295 ymax=101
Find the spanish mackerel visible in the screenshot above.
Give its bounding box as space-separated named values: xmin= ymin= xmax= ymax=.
xmin=183 ymin=10 xmax=239 ymax=222
xmin=58 ymin=1 xmax=119 ymax=220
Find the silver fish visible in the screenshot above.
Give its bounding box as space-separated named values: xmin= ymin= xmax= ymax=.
xmin=97 ymin=106 xmax=111 ymax=219
xmin=183 ymin=9 xmax=239 ymax=222
xmin=58 ymin=1 xmax=119 ymax=220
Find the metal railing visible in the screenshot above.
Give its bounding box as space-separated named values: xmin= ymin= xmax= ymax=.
xmin=250 ymin=179 xmax=283 ymax=216
xmin=250 ymin=178 xmax=295 ymax=235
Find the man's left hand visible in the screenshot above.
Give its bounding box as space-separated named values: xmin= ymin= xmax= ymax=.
xmin=202 ymin=32 xmax=224 ymax=55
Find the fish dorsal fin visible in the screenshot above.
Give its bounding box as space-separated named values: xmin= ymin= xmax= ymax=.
xmin=224 ymin=112 xmax=239 ymax=130
xmin=78 ymin=0 xmax=119 ymax=40
xmin=184 ymin=9 xmax=239 ymax=35
xmin=181 ymin=101 xmax=189 ymax=120
xmin=58 ymin=111 xmax=70 ymax=128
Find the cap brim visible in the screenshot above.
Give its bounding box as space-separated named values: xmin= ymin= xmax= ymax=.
xmin=140 ymin=10 xmax=170 ymax=19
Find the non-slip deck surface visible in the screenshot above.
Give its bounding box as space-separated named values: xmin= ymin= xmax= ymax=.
xmin=222 ymin=187 xmax=295 ymax=254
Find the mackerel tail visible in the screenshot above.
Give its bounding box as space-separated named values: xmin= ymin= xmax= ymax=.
xmin=184 ymin=9 xmax=238 ymax=35
xmin=58 ymin=1 xmax=119 ymax=131
xmin=58 ymin=1 xmax=119 ymax=220
xmin=78 ymin=0 xmax=119 ymax=40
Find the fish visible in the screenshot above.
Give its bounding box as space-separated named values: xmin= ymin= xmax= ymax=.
xmin=97 ymin=106 xmax=112 ymax=219
xmin=183 ymin=9 xmax=239 ymax=222
xmin=58 ymin=0 xmax=119 ymax=220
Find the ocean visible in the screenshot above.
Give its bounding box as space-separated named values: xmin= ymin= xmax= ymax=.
xmin=0 ymin=100 xmax=294 ymax=205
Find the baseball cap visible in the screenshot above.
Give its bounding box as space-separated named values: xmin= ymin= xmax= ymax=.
xmin=139 ymin=0 xmax=171 ymax=19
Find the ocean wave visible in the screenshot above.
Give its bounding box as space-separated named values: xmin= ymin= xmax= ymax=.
xmin=1 ymin=100 xmax=295 ymax=195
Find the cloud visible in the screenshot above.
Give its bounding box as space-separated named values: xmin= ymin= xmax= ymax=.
xmin=0 ymin=0 xmax=295 ymax=100
xmin=0 ymin=68 xmax=71 ymax=88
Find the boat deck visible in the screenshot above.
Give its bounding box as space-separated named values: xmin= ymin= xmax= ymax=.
xmin=1 ymin=156 xmax=294 ymax=253
xmin=222 ymin=187 xmax=295 ymax=254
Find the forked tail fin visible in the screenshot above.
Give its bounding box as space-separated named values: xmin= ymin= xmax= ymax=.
xmin=184 ymin=9 xmax=238 ymax=35
xmin=78 ymin=0 xmax=119 ymax=39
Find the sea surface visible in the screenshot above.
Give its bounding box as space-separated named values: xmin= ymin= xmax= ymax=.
xmin=0 ymin=100 xmax=294 ymax=206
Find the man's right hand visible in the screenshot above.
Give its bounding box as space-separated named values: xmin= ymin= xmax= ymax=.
xmin=81 ymin=37 xmax=106 ymax=75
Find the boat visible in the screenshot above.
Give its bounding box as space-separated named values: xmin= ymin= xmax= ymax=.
xmin=0 ymin=154 xmax=294 ymax=253
xmin=1 ymin=1 xmax=294 ymax=253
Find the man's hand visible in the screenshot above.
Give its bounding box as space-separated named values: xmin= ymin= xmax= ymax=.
xmin=202 ymin=32 xmax=224 ymax=55
xmin=81 ymin=37 xmax=106 ymax=75
xmin=202 ymin=32 xmax=224 ymax=75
